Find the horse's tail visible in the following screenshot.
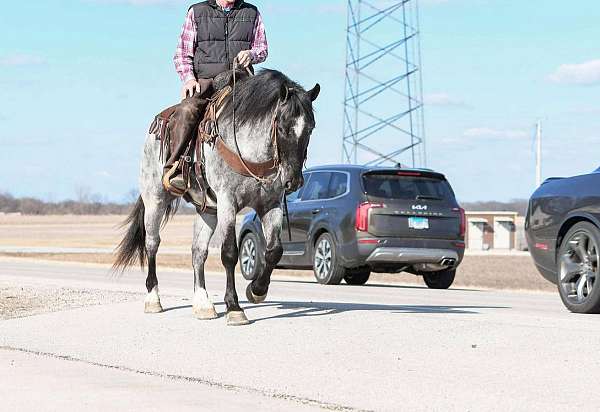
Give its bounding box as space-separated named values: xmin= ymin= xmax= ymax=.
xmin=113 ymin=196 xmax=147 ymax=272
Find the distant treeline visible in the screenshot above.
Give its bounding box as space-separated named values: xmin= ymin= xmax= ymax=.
xmin=0 ymin=192 xmax=195 ymax=215
xmin=0 ymin=192 xmax=134 ymax=215
xmin=1 ymin=192 xmax=528 ymax=216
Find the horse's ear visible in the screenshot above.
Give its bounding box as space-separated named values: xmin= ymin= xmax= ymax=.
xmin=308 ymin=84 xmax=320 ymax=102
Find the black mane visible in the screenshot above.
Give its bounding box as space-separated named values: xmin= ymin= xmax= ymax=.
xmin=225 ymin=69 xmax=315 ymax=127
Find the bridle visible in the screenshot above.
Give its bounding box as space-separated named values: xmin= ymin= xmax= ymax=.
xmin=230 ymin=62 xmax=284 ymax=186
xmin=228 ymin=61 xmax=302 ymax=241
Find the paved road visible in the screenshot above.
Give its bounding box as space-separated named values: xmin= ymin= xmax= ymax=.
xmin=1 ymin=258 xmax=600 ymax=411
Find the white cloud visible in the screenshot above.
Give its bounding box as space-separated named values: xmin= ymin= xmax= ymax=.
xmin=424 ymin=92 xmax=467 ymax=107
xmin=548 ymin=59 xmax=600 ymax=85
xmin=463 ymin=127 xmax=529 ymax=140
xmin=0 ymin=54 xmax=45 ymax=67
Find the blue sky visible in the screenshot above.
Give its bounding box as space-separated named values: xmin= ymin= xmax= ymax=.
xmin=1 ymin=0 xmax=598 ymax=202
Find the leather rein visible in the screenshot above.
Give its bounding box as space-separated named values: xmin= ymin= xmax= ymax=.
xmin=221 ymin=64 xmax=283 ymax=185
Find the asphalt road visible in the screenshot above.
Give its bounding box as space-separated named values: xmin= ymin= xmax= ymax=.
xmin=1 ymin=258 xmax=600 ymax=411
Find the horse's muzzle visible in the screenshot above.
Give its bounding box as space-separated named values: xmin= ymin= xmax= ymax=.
xmin=284 ymin=175 xmax=304 ymax=194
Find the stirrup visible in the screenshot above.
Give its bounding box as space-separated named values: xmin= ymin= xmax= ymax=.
xmin=162 ymin=161 xmax=187 ymax=196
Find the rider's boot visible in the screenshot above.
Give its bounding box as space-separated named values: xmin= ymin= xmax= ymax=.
xmin=162 ymin=94 xmax=210 ymax=196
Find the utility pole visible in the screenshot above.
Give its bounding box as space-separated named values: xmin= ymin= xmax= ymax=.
xmin=535 ymin=120 xmax=542 ymax=187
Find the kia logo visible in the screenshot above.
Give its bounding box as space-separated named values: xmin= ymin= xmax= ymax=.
xmin=412 ymin=205 xmax=428 ymax=211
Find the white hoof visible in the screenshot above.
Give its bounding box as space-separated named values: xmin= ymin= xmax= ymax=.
xmin=144 ymin=301 xmax=163 ymax=314
xmin=144 ymin=286 xmax=163 ymax=313
xmin=226 ymin=311 xmax=250 ymax=326
xmin=193 ymin=305 xmax=218 ymax=320
xmin=192 ymin=288 xmax=218 ymax=320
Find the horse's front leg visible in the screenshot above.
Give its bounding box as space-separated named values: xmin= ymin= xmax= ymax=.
xmin=247 ymin=206 xmax=284 ymax=304
xmin=192 ymin=213 xmax=218 ymax=320
xmin=217 ymin=202 xmax=249 ymax=326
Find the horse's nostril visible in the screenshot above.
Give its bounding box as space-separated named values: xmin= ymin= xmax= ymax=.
xmin=285 ymin=181 xmax=293 ymax=190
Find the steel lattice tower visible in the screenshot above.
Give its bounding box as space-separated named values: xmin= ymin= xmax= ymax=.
xmin=343 ymin=0 xmax=426 ymax=167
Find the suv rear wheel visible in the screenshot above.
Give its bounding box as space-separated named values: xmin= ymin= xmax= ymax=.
xmin=344 ymin=268 xmax=371 ymax=285
xmin=313 ymin=233 xmax=344 ymax=285
xmin=239 ymin=232 xmax=264 ymax=281
xmin=423 ymin=269 xmax=456 ymax=289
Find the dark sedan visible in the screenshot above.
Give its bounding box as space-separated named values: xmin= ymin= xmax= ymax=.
xmin=526 ymin=167 xmax=600 ymax=313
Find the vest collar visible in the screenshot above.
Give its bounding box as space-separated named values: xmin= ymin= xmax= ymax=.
xmin=208 ymin=0 xmax=245 ymax=10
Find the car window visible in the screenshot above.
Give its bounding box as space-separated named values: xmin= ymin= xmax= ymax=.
xmin=362 ymin=173 xmax=453 ymax=200
xmin=301 ymin=172 xmax=332 ymax=201
xmin=328 ymin=172 xmax=348 ymax=198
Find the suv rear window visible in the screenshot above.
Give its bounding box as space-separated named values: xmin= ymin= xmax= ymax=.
xmin=362 ymin=173 xmax=454 ymax=200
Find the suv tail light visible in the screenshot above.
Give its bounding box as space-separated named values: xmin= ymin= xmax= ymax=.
xmin=453 ymin=207 xmax=466 ymax=237
xmin=356 ymin=202 xmax=384 ymax=232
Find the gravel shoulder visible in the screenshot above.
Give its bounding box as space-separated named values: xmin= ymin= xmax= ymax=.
xmin=0 ymin=282 xmax=142 ymax=320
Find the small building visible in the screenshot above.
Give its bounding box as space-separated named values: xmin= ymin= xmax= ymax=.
xmin=465 ymin=211 xmax=519 ymax=251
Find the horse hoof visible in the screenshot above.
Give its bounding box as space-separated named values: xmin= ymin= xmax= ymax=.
xmin=193 ymin=305 xmax=218 ymax=320
xmin=226 ymin=311 xmax=250 ymax=326
xmin=246 ymin=284 xmax=267 ymax=304
xmin=144 ymin=302 xmax=163 ymax=314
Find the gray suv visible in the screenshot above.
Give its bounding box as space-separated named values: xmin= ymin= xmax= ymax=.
xmin=238 ymin=165 xmax=465 ymax=288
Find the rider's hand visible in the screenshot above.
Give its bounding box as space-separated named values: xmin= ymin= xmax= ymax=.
xmin=236 ymin=50 xmax=253 ymax=68
xmin=181 ymin=79 xmax=201 ymax=100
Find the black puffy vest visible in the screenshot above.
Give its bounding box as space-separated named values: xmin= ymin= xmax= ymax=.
xmin=191 ymin=0 xmax=258 ymax=79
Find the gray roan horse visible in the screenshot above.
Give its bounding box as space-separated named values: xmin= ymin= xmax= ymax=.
xmin=114 ymin=69 xmax=320 ymax=326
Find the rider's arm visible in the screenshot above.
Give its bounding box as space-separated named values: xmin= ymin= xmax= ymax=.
xmin=173 ymin=8 xmax=197 ymax=83
xmin=249 ymin=11 xmax=268 ymax=64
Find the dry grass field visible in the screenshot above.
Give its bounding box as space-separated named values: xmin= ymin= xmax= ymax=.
xmin=0 ymin=214 xmax=554 ymax=292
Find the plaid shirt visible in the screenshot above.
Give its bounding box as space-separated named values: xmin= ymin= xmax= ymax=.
xmin=174 ymin=7 xmax=269 ymax=83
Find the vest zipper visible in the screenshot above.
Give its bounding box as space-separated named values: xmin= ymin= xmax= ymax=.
xmin=224 ymin=14 xmax=230 ymax=68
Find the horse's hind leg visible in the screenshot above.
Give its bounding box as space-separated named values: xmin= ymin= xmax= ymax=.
xmin=143 ymin=199 xmax=167 ymax=314
xmin=247 ymin=207 xmax=283 ymax=304
xmin=192 ymin=213 xmax=218 ymax=320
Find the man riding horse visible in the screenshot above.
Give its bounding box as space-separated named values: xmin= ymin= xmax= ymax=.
xmin=164 ymin=0 xmax=268 ymax=195
xmin=116 ymin=1 xmax=320 ymax=325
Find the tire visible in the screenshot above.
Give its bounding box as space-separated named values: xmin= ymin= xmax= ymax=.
xmin=423 ymin=269 xmax=456 ymax=289
xmin=239 ymin=232 xmax=264 ymax=281
xmin=344 ymin=268 xmax=371 ymax=285
xmin=556 ymin=222 xmax=600 ymax=314
xmin=313 ymin=233 xmax=345 ymax=285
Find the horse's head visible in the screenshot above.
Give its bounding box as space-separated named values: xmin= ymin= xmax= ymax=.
xmin=276 ymin=82 xmax=320 ymax=193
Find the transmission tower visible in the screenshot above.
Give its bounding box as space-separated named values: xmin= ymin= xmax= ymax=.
xmin=343 ymin=0 xmax=426 ymax=167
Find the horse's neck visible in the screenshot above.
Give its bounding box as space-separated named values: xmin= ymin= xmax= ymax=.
xmin=219 ymin=117 xmax=274 ymax=163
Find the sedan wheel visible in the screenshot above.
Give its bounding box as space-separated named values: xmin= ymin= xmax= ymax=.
xmin=239 ymin=233 xmax=263 ymax=281
xmin=313 ymin=233 xmax=344 ymax=285
xmin=558 ymin=222 xmax=600 ymax=313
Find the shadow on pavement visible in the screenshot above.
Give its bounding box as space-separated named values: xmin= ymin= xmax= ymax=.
xmin=160 ymin=301 xmax=509 ymax=320
xmin=245 ymin=301 xmax=508 ymax=322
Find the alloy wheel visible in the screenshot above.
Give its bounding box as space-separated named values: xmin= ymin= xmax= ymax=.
xmin=241 ymin=237 xmax=257 ymax=277
xmin=559 ymin=230 xmax=599 ymax=305
xmin=314 ymin=238 xmax=332 ymax=280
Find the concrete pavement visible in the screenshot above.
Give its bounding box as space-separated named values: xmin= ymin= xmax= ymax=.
xmin=1 ymin=258 xmax=600 ymax=411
